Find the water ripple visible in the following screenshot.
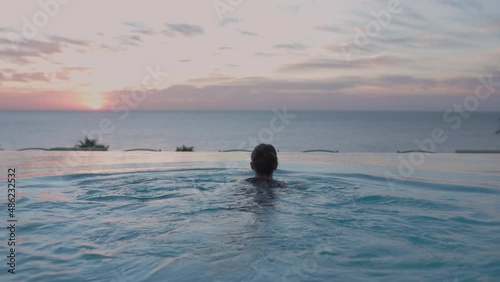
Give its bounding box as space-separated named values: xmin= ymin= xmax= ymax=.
xmin=13 ymin=166 xmax=500 ymax=282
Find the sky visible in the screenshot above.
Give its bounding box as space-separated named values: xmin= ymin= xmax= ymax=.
xmin=0 ymin=0 xmax=499 ymax=111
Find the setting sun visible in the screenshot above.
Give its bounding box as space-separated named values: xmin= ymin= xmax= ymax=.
xmin=81 ymin=93 xmax=104 ymax=110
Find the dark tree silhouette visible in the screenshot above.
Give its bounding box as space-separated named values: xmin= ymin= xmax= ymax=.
xmin=76 ymin=137 xmax=109 ymax=150
xmin=176 ymin=145 xmax=194 ymax=152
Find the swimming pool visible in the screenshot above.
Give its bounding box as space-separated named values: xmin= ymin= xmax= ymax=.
xmin=1 ymin=152 xmax=499 ymax=281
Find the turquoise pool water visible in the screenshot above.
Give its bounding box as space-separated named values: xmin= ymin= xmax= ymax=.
xmin=1 ymin=152 xmax=500 ymax=281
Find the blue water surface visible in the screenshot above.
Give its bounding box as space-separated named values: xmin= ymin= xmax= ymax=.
xmin=1 ymin=111 xmax=499 ymax=152
xmin=1 ymin=152 xmax=500 ymax=281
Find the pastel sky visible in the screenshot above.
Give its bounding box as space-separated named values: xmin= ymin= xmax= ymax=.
xmin=1 ymin=0 xmax=499 ymax=111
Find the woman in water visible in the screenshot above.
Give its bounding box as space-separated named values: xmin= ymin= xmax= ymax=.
xmin=246 ymin=143 xmax=287 ymax=188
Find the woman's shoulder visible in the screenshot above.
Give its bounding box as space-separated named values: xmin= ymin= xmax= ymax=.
xmin=245 ymin=178 xmax=287 ymax=188
xmin=273 ymin=180 xmax=288 ymax=188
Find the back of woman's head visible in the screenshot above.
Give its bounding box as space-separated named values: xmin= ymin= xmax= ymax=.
xmin=251 ymin=144 xmax=278 ymax=175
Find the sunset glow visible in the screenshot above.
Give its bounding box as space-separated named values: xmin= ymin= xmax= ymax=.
xmin=1 ymin=0 xmax=499 ymax=111
xmin=81 ymin=93 xmax=105 ymax=110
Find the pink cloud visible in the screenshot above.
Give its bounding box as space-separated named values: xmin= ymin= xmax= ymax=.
xmin=0 ymin=88 xmax=81 ymax=110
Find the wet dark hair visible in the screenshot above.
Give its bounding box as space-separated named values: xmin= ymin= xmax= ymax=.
xmin=251 ymin=144 xmax=278 ymax=175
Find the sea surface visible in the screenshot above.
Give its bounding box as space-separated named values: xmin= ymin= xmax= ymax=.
xmin=0 ymin=110 xmax=499 ymax=152
xmin=0 ymin=152 xmax=499 ymax=281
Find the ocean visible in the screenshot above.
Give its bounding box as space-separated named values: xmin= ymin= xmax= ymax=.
xmin=0 ymin=110 xmax=499 ymax=152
